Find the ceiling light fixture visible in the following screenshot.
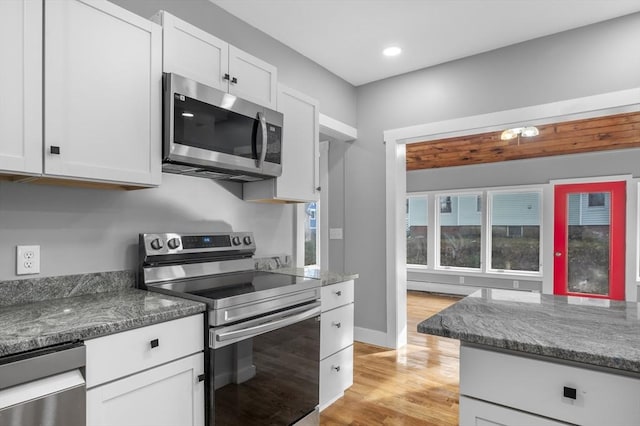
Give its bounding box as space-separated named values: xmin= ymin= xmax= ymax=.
xmin=181 ymin=112 xmax=194 ymax=118
xmin=500 ymin=126 xmax=539 ymax=141
xmin=383 ymin=46 xmax=402 ymax=57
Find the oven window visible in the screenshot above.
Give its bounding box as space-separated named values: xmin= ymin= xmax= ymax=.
xmin=174 ymin=94 xmax=257 ymax=160
xmin=213 ymin=315 xmax=320 ymax=425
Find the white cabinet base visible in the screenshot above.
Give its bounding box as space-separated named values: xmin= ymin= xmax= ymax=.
xmin=87 ymin=352 xmax=204 ymax=426
xmin=460 ymin=396 xmax=570 ymax=426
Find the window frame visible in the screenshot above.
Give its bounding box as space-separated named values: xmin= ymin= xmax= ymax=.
xmin=435 ymin=190 xmax=484 ymax=272
xmin=406 ymin=184 xmax=545 ymax=279
xmin=406 ymin=194 xmax=430 ymax=268
xmin=486 ymin=188 xmax=543 ymax=277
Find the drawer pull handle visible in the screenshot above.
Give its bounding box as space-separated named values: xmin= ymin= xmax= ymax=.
xmin=198 ymin=374 xmax=206 ymax=382
xmin=563 ymin=386 xmax=577 ymax=400
xmin=231 ymin=77 xmax=238 ymax=84
xmin=332 ymin=365 xmax=341 ymax=372
xmin=335 ymin=290 xmax=342 ymax=296
xmin=332 ymin=321 xmax=342 ymax=328
xmin=150 ymin=338 xmax=159 ymax=349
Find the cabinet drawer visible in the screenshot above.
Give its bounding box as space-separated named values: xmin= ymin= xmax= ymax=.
xmin=85 ymin=314 xmax=204 ymax=388
xmin=320 ymin=345 xmax=353 ymax=410
xmin=460 ymin=345 xmax=640 ymax=426
xmin=460 ymin=396 xmax=570 ymax=426
xmin=321 ymin=280 xmax=354 ymax=312
xmin=321 ymin=303 xmax=354 ymax=359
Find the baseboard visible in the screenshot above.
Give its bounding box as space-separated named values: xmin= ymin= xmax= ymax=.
xmin=407 ymin=281 xmax=478 ymax=296
xmin=354 ymin=326 xmax=390 ymax=348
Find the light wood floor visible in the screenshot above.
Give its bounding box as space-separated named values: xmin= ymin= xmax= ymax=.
xmin=320 ymin=291 xmax=462 ymax=425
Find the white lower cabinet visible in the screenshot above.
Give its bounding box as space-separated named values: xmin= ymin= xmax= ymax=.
xmin=85 ymin=314 xmax=205 ymax=426
xmin=460 ymin=345 xmax=640 ymax=426
xmin=87 ymin=352 xmax=204 ymax=426
xmin=319 ymin=280 xmax=355 ymax=410
xmin=460 ymin=396 xmax=570 ymax=426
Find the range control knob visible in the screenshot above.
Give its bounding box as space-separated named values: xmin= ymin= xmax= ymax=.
xmin=167 ymin=238 xmax=181 ymax=250
xmin=232 ymin=236 xmax=241 ymax=246
xmin=150 ymin=238 xmax=164 ymax=250
xmin=243 ymin=236 xmax=252 ymax=245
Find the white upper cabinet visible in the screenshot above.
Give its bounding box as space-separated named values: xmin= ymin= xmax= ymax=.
xmin=154 ymin=11 xmax=277 ymax=110
xmin=44 ymin=0 xmax=162 ymax=186
xmin=0 ymin=0 xmax=42 ymax=175
xmin=244 ymin=84 xmax=320 ymax=203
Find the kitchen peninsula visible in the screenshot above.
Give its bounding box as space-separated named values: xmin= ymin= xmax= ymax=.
xmin=418 ymin=289 xmax=640 ymax=426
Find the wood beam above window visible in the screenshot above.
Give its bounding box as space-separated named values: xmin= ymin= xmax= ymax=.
xmin=406 ymin=111 xmax=640 ymax=170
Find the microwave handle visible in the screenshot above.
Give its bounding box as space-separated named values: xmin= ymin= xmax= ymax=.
xmin=257 ymin=112 xmax=267 ymax=169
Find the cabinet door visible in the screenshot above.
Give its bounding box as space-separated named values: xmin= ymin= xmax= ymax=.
xmin=159 ymin=11 xmax=229 ymax=91
xmin=87 ymin=352 xmax=204 ymax=426
xmin=228 ymin=45 xmax=277 ymax=109
xmin=276 ymin=84 xmax=319 ymax=201
xmin=0 ymin=0 xmax=42 ymax=175
xmin=320 ymin=303 xmax=354 ymax=359
xmin=460 ymin=396 xmax=570 ymax=426
xmin=44 ymin=0 xmax=161 ymax=186
xmin=320 ymin=345 xmax=353 ymax=410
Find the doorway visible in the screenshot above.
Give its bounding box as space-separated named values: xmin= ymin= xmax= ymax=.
xmin=553 ymin=181 xmax=626 ymax=300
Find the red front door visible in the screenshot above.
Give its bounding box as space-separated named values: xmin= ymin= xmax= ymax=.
xmin=553 ymin=181 xmax=625 ymax=300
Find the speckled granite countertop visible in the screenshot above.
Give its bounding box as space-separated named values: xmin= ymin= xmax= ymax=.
xmin=265 ymin=267 xmax=359 ymax=286
xmin=0 ymin=272 xmax=206 ymax=358
xmin=418 ymin=289 xmax=640 ymax=373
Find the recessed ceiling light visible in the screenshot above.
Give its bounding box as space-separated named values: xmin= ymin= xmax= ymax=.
xmin=383 ymin=46 xmax=402 ymax=57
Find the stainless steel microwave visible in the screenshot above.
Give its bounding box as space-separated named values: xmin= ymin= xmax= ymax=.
xmin=162 ymin=73 xmax=283 ymax=181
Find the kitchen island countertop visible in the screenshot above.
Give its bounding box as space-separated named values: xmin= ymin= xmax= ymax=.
xmin=0 ymin=288 xmax=206 ymax=357
xmin=418 ymin=288 xmax=640 ymax=373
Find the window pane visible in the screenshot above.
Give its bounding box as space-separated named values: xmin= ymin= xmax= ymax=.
xmin=567 ymin=192 xmax=610 ymax=295
xmin=490 ymin=192 xmax=540 ymax=272
xmin=304 ymin=202 xmax=317 ymax=266
xmin=407 ymin=197 xmax=428 ymax=265
xmin=439 ymin=194 xmax=481 ymax=269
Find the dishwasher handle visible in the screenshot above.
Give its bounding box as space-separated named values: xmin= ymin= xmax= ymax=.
xmin=0 ymin=342 xmax=85 ymax=391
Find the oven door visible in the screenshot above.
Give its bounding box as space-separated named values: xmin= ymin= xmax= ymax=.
xmin=210 ymin=302 xmax=320 ymax=425
xmin=164 ymin=72 xmax=283 ymax=177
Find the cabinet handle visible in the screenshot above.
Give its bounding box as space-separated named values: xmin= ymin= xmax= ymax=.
xmin=334 ymin=290 xmax=342 ymax=296
xmin=150 ymin=338 xmax=159 ymax=349
xmin=223 ymin=73 xmax=230 ymax=81
xmin=332 ymin=321 xmax=341 ymax=328
xmin=563 ymin=386 xmax=577 ymax=400
xmin=198 ymin=374 xmax=206 ymax=382
xmin=50 ymin=146 xmax=60 ymax=155
xmin=231 ymin=77 xmax=238 ymax=84
xmin=332 ymin=365 xmax=341 ymax=372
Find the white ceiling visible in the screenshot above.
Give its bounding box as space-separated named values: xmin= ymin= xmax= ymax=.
xmin=210 ymin=0 xmax=640 ymax=86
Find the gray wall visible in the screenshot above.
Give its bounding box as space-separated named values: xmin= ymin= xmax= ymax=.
xmin=0 ymin=175 xmax=293 ymax=280
xmin=112 ymin=0 xmax=357 ymax=127
xmin=347 ymin=13 xmax=640 ymax=333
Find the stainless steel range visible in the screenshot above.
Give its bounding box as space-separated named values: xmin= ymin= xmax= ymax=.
xmin=138 ymin=232 xmax=321 ymax=425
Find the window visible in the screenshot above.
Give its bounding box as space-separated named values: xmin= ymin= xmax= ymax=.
xmin=304 ymin=202 xmax=318 ymax=266
xmin=406 ymin=196 xmax=428 ymax=265
xmin=437 ymin=193 xmax=482 ymax=269
xmin=588 ymin=192 xmax=606 ymax=208
xmin=489 ymin=191 xmax=541 ymax=272
xmin=440 ymin=196 xmax=452 ymax=213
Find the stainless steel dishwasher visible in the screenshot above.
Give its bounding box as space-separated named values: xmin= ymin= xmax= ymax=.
xmin=0 ymin=342 xmax=86 ymax=426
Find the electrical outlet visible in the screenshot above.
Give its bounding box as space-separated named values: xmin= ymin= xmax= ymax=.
xmin=17 ymin=245 xmax=40 ymax=275
xmin=513 ymin=280 xmax=520 ymax=289
xmin=459 ymin=276 xmax=465 ymax=284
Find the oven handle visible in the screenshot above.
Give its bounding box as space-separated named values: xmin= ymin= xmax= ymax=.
xmin=216 ymin=303 xmax=320 ymax=342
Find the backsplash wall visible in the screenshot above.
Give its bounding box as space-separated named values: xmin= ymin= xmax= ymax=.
xmin=0 ymin=173 xmax=294 ymax=281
